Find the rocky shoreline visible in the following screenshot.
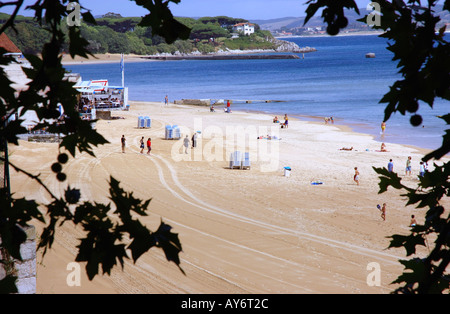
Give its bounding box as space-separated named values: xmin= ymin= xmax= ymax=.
xmin=144 ymin=39 xmax=316 ymax=60
xmin=61 ymin=40 xmax=316 ymax=65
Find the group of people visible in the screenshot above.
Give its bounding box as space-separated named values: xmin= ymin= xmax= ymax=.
xmin=183 ymin=132 xmax=198 ymax=153
xmin=120 ymin=135 xmax=152 ymax=155
xmin=385 ymin=156 xmax=428 ymax=177
xmin=273 ymin=114 xmax=289 ymax=128
xmin=208 ymin=100 xmax=231 ymax=113
xmin=376 ymin=203 xmax=418 ymax=226
xmin=376 ymin=203 xmax=417 ymax=226
xmin=353 ymin=156 xmax=429 ymax=186
xmin=120 ymin=132 xmax=201 ymax=155
xmin=353 ymin=154 xmax=428 ymax=225
xmin=80 ymin=97 xmax=122 ymax=111
xmin=324 ymin=116 xmax=334 ymax=124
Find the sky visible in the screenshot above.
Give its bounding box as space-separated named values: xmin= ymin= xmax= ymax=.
xmin=2 ymin=0 xmax=380 ymax=20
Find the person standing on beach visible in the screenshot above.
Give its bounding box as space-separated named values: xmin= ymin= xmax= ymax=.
xmin=139 ymin=136 xmax=145 ymax=154
xmin=165 ymin=95 xmax=169 ymax=105
xmin=419 ymin=161 xmax=425 ymax=177
xmin=121 ymin=135 xmax=126 ymax=153
xmin=410 ymin=215 xmax=417 ymax=227
xmin=191 ymin=132 xmax=197 ymax=148
xmin=147 ymin=138 xmax=152 ymax=155
xmin=284 ymin=114 xmax=289 ymax=128
xmin=381 ymin=121 xmax=386 ymax=134
xmin=183 ymin=135 xmax=190 ymax=154
xmin=226 ymin=100 xmax=231 ymax=113
xmin=406 ymin=156 xmax=412 ymax=175
xmin=388 ymin=159 xmax=394 ymax=173
xmin=354 ymin=167 xmax=360 ymax=185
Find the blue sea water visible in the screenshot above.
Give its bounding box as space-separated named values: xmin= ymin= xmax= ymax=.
xmin=65 ymin=35 xmax=449 ymax=151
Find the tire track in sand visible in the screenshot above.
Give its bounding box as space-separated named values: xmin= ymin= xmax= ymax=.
xmin=149 ymin=153 xmax=403 ymax=266
xmin=137 ymin=152 xmax=402 ymax=292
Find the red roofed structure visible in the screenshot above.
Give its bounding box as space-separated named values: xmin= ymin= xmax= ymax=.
xmin=0 ymin=33 xmax=22 ymax=54
xmin=232 ymin=22 xmax=255 ymax=36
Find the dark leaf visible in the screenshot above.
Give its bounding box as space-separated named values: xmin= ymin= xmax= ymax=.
xmin=81 ymin=11 xmax=97 ymax=25
xmin=0 ymin=224 xmax=27 ymax=261
xmin=153 ymin=221 xmax=184 ymax=274
xmin=388 ymin=233 xmax=426 ymax=256
xmin=0 ymin=275 xmax=18 ymax=294
xmin=68 ymin=27 xmax=92 ymax=59
xmin=136 ymin=0 xmax=191 ymax=44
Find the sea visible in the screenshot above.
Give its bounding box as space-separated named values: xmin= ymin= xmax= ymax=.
xmin=65 ymin=34 xmax=449 ymax=151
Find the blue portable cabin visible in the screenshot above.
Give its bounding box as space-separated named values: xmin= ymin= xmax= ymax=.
xmin=144 ymin=116 xmax=151 ymax=128
xmin=138 ymin=116 xmax=145 ymax=128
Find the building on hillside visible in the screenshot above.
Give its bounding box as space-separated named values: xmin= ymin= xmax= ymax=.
xmin=232 ymin=23 xmax=255 ymax=36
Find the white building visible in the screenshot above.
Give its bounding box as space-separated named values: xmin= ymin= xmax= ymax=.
xmin=232 ymin=23 xmax=255 ymax=36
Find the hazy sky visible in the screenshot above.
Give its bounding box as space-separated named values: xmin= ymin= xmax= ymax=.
xmin=2 ymin=0 xmax=379 ymax=20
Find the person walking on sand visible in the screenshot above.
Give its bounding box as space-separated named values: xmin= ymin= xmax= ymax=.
xmin=354 ymin=167 xmax=360 ymax=185
xmin=388 ymin=159 xmax=394 ymax=173
xmin=121 ymin=135 xmax=126 ymax=153
xmin=183 ymin=135 xmax=190 ymax=154
xmin=406 ymin=156 xmax=412 ymax=175
xmin=165 ymin=95 xmax=169 ymax=105
xmin=147 ymin=138 xmax=152 ymax=155
xmin=284 ymin=114 xmax=289 ymax=128
xmin=380 ymin=203 xmax=386 ymax=221
xmin=139 ymin=136 xmax=145 ymax=154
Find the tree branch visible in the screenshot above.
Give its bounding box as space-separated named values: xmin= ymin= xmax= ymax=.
xmin=0 ymin=156 xmax=59 ymax=202
xmin=0 ymin=0 xmax=25 ymax=34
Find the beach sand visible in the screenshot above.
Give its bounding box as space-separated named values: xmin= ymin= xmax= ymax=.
xmin=61 ymin=53 xmax=150 ymax=65
xmin=9 ymin=101 xmax=449 ymax=294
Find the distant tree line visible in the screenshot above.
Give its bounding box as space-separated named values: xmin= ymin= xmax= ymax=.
xmin=1 ymin=13 xmax=274 ymax=55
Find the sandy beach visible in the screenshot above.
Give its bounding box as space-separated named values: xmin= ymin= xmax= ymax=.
xmin=61 ymin=53 xmax=151 ymax=65
xmin=9 ymin=100 xmax=449 ymax=294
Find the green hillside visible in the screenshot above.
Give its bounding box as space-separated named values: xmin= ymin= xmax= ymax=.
xmin=1 ymin=13 xmax=276 ymax=55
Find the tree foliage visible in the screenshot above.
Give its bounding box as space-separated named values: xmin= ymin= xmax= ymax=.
xmin=189 ymin=23 xmax=230 ymax=40
xmin=305 ymin=0 xmax=449 ymax=294
xmin=0 ymin=0 xmax=187 ymax=293
xmin=3 ymin=12 xmax=272 ymax=56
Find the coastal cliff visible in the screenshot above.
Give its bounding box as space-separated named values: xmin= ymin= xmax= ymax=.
xmin=272 ymin=38 xmax=317 ymax=53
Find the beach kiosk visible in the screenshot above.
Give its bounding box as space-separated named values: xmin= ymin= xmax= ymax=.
xmin=74 ymin=79 xmax=129 ymax=120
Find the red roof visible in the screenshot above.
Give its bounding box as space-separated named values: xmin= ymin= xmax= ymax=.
xmin=0 ymin=33 xmax=21 ymax=53
xmin=233 ymin=23 xmax=255 ymax=27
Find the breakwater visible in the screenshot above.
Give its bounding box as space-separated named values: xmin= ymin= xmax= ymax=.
xmin=142 ymin=54 xmax=302 ymax=61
